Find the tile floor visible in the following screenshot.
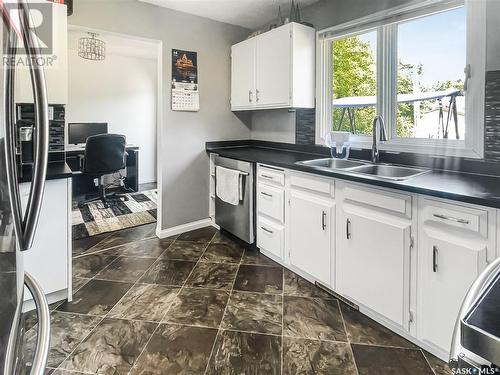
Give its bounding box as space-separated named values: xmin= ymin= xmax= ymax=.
xmin=25 ymin=223 xmax=452 ymax=374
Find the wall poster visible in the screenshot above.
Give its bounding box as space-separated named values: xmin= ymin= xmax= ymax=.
xmin=171 ymin=49 xmax=199 ymax=112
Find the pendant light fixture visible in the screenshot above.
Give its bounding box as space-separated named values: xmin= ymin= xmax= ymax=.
xmin=78 ymin=32 xmax=106 ymax=61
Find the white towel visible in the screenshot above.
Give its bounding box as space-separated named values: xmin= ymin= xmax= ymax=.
xmin=216 ymin=166 xmax=242 ymax=206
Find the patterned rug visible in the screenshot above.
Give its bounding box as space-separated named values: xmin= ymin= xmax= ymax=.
xmin=72 ymin=189 xmax=157 ymax=240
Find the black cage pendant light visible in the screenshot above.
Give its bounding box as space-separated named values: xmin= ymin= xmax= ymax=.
xmin=78 ymin=32 xmax=106 ymax=61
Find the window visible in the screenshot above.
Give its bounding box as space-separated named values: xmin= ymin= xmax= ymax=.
xmin=332 ymin=30 xmax=377 ymax=136
xmin=395 ymin=8 xmax=466 ymax=140
xmin=317 ymin=0 xmax=486 ymax=158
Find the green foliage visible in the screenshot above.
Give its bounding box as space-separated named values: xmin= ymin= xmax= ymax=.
xmin=332 ymin=36 xmax=376 ymax=135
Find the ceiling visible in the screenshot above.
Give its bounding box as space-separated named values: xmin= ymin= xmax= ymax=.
xmin=137 ymin=0 xmax=321 ymax=29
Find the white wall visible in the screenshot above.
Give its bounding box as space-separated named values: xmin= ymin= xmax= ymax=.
xmin=70 ymin=0 xmax=251 ymax=230
xmin=67 ymin=34 xmax=158 ymax=184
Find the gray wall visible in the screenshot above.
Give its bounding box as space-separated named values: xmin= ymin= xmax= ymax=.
xmin=486 ymin=0 xmax=500 ymax=71
xmin=250 ymin=0 xmax=500 ymax=143
xmin=251 ymin=110 xmax=296 ymax=143
xmin=70 ymin=0 xmax=251 ymax=231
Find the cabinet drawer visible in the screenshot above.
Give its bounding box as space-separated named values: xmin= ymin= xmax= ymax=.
xmin=257 ymin=216 xmax=284 ymax=259
xmin=290 ymin=172 xmax=333 ymax=196
xmin=258 ymin=184 xmax=285 ymax=222
xmin=343 ymin=183 xmax=412 ymax=218
xmin=422 ymin=198 xmax=488 ymax=236
xmin=258 ymin=165 xmax=285 ymax=186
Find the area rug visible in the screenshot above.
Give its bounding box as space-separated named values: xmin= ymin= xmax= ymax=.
xmin=72 ymin=189 xmax=157 ymax=240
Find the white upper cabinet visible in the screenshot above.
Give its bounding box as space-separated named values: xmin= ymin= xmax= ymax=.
xmin=231 ymin=22 xmax=315 ymax=111
xmin=15 ymin=2 xmax=68 ymax=104
xmin=255 ymin=25 xmax=291 ymax=108
xmin=230 ymin=38 xmax=256 ymax=108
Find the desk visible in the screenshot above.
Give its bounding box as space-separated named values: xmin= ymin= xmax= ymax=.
xmin=66 ymin=144 xmax=139 ymax=196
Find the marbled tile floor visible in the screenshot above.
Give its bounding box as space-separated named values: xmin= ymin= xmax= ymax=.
xmin=26 ymin=223 xmax=452 ymax=374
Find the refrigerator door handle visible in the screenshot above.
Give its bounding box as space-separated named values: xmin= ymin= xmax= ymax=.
xmin=4 ymin=0 xmax=50 ymax=251
xmin=24 ymin=272 xmax=51 ymax=375
xmin=4 ymin=16 xmax=24 ymax=246
xmin=18 ymin=0 xmax=49 ymax=251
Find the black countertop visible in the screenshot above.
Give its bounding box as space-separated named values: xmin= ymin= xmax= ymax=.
xmin=19 ymin=161 xmax=73 ymax=183
xmin=206 ymin=143 xmax=500 ymax=209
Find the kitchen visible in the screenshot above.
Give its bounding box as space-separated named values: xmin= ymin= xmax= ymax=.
xmin=1 ymin=0 xmax=499 ymax=374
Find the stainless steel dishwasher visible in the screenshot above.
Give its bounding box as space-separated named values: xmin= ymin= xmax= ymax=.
xmin=214 ymin=156 xmax=255 ymax=244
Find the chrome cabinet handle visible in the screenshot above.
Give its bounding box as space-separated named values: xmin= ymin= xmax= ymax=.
xmin=25 ymin=272 xmax=51 ymax=375
xmin=261 ymin=226 xmax=274 ymax=234
xmin=322 ymin=211 xmax=327 ymax=230
xmin=19 ymin=0 xmax=50 ymax=250
xmin=433 ymin=213 xmax=470 ymax=225
xmin=346 ymin=218 xmax=351 ymax=239
xmin=249 ymin=90 xmax=253 ymax=103
xmin=256 ymin=89 xmax=260 ymax=102
xmin=433 ymin=246 xmax=438 ymax=273
xmin=261 ymin=174 xmax=274 ymax=180
xmin=260 ymin=192 xmax=273 ymax=198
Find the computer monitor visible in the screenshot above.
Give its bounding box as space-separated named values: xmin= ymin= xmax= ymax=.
xmin=68 ymin=123 xmax=108 ymax=145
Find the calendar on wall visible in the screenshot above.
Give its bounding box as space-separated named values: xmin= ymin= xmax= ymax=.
xmin=171 ymin=49 xmax=200 ymax=112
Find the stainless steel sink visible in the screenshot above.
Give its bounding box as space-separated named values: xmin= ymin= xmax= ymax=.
xmin=351 ymin=164 xmax=429 ymax=181
xmin=296 ymin=158 xmax=367 ymax=170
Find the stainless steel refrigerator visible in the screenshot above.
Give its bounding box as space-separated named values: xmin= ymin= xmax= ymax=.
xmin=1 ymin=0 xmax=51 ymax=374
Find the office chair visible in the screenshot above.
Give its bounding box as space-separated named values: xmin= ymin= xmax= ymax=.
xmin=78 ymin=134 xmax=130 ymax=209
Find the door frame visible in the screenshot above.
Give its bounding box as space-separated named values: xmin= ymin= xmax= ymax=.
xmin=67 ymin=25 xmax=164 ymax=233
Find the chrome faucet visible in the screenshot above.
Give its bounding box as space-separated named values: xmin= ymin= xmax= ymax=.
xmin=372 ymin=116 xmax=388 ymax=163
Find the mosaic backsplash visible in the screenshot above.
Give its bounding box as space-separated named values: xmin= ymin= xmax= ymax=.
xmin=484 ymin=70 xmax=500 ymax=162
xmin=295 ymin=108 xmax=316 ymax=145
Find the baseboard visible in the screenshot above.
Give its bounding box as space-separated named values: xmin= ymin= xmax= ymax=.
xmin=157 ymin=218 xmax=212 ymax=238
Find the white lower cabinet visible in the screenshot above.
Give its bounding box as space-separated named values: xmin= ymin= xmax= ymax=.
xmin=257 ymin=217 xmax=284 ymax=259
xmin=21 ymin=178 xmax=72 ymax=304
xmin=336 ymin=184 xmax=412 ymax=329
xmin=257 ymin=165 xmax=286 ymax=261
xmin=417 ymin=198 xmax=493 ymax=357
xmin=288 ymin=188 xmax=334 ymax=286
xmin=245 ymin=163 xmax=499 ymax=361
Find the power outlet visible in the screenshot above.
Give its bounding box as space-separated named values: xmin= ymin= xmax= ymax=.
xmin=93 ymin=178 xmax=99 ymax=186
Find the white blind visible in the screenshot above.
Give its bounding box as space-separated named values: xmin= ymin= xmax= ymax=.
xmin=318 ymin=0 xmax=464 ymax=40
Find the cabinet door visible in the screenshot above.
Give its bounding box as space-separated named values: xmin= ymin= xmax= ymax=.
xmin=22 ymin=179 xmax=69 ymax=299
xmin=15 ymin=3 xmax=68 ymax=104
xmin=419 ymin=227 xmax=487 ymax=353
xmin=337 ymin=206 xmax=411 ymax=328
xmin=255 ymin=25 xmax=291 ymax=107
xmin=289 ymin=190 xmax=334 ymax=286
xmin=231 ymin=38 xmax=255 ymax=109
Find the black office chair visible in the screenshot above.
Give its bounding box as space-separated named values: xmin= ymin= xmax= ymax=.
xmin=78 ymin=134 xmax=129 ymax=209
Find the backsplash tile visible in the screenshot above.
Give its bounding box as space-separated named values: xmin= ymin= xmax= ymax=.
xmin=295 ymin=108 xmax=316 ymax=145
xmin=484 ymin=70 xmax=500 ymax=162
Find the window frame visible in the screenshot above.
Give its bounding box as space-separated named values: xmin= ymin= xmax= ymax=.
xmin=315 ymin=0 xmax=486 ymax=158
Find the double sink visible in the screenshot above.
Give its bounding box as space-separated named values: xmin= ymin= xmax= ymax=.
xmin=296 ymin=158 xmax=430 ymax=181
